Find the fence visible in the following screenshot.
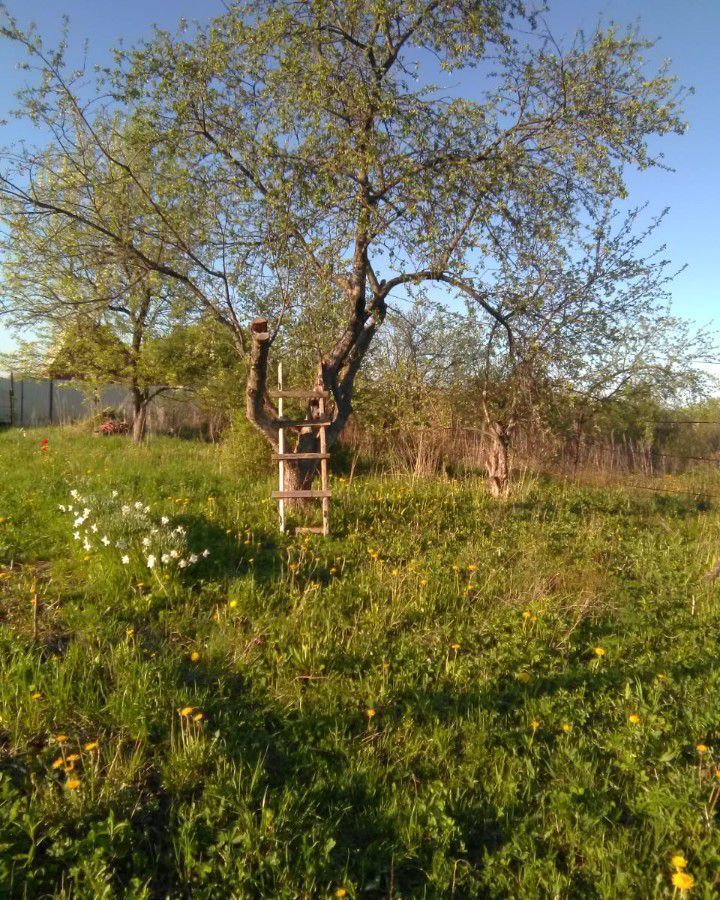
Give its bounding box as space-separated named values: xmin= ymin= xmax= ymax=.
xmin=0 ymin=375 xmax=223 ymax=437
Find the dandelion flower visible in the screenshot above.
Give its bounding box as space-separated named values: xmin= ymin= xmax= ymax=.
xmin=450 ymin=643 xmax=461 ymax=651
xmin=671 ymin=871 xmax=695 ymax=891
xmin=31 ymin=691 xmax=42 ymax=700
xmin=628 ymin=714 xmax=640 ymax=725
xmin=696 ymin=744 xmax=709 ymax=754
xmin=468 ymin=563 xmax=478 ymax=572
xmin=65 ymin=778 xmax=81 ymax=790
xmin=84 ymin=742 xmax=98 ymax=751
xmin=672 ymin=855 xmax=688 ymax=870
xmin=522 ymin=610 xmax=531 ymax=619
xmin=366 ymin=708 xmax=376 ymax=718
xmin=229 ymin=600 xmax=237 ymax=609
xmin=530 ymin=720 xmax=540 ymax=730
xmin=51 ymin=757 xmax=65 ymax=769
xmin=593 ymin=647 xmax=605 ymax=657
xmin=336 ymin=890 xmax=347 ymax=898
xmin=54 ymin=734 xmax=68 ymax=743
xmin=562 ymin=724 xmax=571 ymax=733
xmin=193 ymin=712 xmax=204 ymax=722
xmin=65 ymin=753 xmax=80 ymax=763
xmin=180 ymin=706 xmax=195 ymax=717
xmin=190 ymin=651 xmax=200 ymax=662
xmin=517 ymin=672 xmax=531 ymax=683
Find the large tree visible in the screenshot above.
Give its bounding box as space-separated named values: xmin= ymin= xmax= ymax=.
xmin=0 ymin=1 xmax=686 ymax=489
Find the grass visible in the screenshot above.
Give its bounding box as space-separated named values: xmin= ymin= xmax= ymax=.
xmin=2 ymin=427 xmax=720 ymax=898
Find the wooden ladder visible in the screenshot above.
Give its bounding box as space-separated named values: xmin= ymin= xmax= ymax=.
xmin=270 ymin=363 xmax=331 ymax=536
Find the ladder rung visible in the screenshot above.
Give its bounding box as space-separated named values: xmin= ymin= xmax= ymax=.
xmin=275 ymin=419 xmax=331 ymax=428
xmin=272 ymin=490 xmax=332 ymax=499
xmin=295 ymin=526 xmax=325 ymax=534
xmin=269 ymin=389 xmax=330 ymax=399
xmin=272 ymin=452 xmax=329 ymax=461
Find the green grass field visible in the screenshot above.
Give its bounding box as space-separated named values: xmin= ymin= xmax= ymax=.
xmin=2 ymin=428 xmax=720 ymax=898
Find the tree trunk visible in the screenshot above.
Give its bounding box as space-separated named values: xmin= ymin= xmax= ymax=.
xmin=486 ymin=421 xmax=511 ymax=498
xmin=131 ymin=388 xmax=149 ymax=443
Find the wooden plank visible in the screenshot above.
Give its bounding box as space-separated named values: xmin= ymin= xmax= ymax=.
xmin=277 ymin=363 xmax=285 ymax=533
xmin=269 ymin=389 xmax=330 ymax=399
xmin=319 ymin=393 xmax=330 ymax=536
xmin=272 ymin=452 xmax=329 ymax=461
xmin=274 ymin=418 xmax=331 ymax=428
xmin=271 ymin=490 xmax=332 ymax=499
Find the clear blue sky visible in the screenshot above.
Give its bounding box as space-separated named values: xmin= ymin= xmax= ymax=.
xmin=0 ymin=0 xmax=718 ymax=355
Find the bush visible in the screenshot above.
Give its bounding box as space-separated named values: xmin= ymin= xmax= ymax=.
xmin=221 ymin=411 xmax=272 ymax=477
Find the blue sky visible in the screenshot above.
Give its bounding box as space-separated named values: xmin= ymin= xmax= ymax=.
xmin=0 ymin=0 xmax=718 ymax=357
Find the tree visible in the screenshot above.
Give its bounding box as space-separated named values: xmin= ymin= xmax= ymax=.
xmin=0 ymin=120 xmax=196 ymax=441
xmin=0 ymin=1 xmax=687 ymax=490
xmin=457 ymin=204 xmax=714 ymax=493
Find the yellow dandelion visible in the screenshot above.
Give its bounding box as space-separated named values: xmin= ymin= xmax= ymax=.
xmin=671 ymin=871 xmax=695 ymax=891
xmin=229 ymin=599 xmax=237 ymax=608
xmin=562 ymin=724 xmax=571 ymax=733
xmin=672 ymin=855 xmax=688 ymax=870
xmin=193 ymin=712 xmax=204 ymax=722
xmin=54 ymin=734 xmax=68 ymax=743
xmin=522 ymin=610 xmax=531 ymax=619
xmin=83 ymin=742 xmax=98 ymax=751
xmin=628 ymin=713 xmax=640 ymax=725
xmin=64 ymin=762 xmax=75 ymax=772
xmin=517 ymin=671 xmax=531 ymax=683
xmin=530 ymin=720 xmax=540 ymax=730
xmin=696 ymin=744 xmax=709 ymax=754
xmin=450 ymin=643 xmax=461 ymax=651
xmin=593 ymin=647 xmax=605 ymax=657
xmin=452 ymin=564 xmax=459 ymax=572
xmin=190 ymin=651 xmax=200 ymax=662
xmin=391 ymin=568 xmax=399 ymax=576
xmin=65 ymin=753 xmax=80 ymax=762
xmin=31 ymin=692 xmax=42 ymax=700
xmin=65 ymin=778 xmax=81 ymax=790
xmin=336 ymin=890 xmax=347 ymax=898
xmin=180 ymin=706 xmax=195 ymax=717
xmin=420 ymin=578 xmax=428 ymax=586
xmin=51 ymin=757 xmax=65 ymax=769
xmin=366 ymin=708 xmax=376 ymax=718
xmin=468 ymin=564 xmax=478 ymax=572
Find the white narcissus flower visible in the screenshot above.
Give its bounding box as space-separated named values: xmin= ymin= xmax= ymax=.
xmin=189 ymin=554 xmax=198 ymax=564
xmin=121 ymin=505 xmax=130 ymax=515
xmin=58 ymin=504 xmax=66 ymax=512
xmin=178 ymin=559 xmax=188 ymax=569
xmin=161 ymin=516 xmax=169 ymax=525
xmin=142 ymin=537 xmax=151 ymax=547
xmin=146 ymin=555 xmax=156 ymax=569
xmin=91 ymin=523 xmax=98 ymax=533
xmin=121 ymin=555 xmax=130 ymax=565
xmin=161 ymin=553 xmax=171 ymax=564
xmin=83 ymin=540 xmax=91 ymax=551
xmin=73 ymin=531 xmax=80 ymax=540
xmin=134 ymin=501 xmax=143 ymax=510
xmin=169 ymin=549 xmax=179 ymax=559
xmin=70 ymin=489 xmax=79 ymax=499
xmin=111 ymin=490 xmax=118 ymax=498
xmin=202 ymin=549 xmax=210 ymax=558
xmin=101 ymin=536 xmax=110 ymax=546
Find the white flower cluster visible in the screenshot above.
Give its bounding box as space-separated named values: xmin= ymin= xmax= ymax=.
xmin=60 ymin=488 xmax=210 ymax=571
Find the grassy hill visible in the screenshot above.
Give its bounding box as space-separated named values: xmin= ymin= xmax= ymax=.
xmin=1 ymin=428 xmax=720 ymax=898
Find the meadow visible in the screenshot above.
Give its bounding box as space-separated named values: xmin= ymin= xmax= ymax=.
xmin=2 ymin=427 xmax=720 ymax=898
